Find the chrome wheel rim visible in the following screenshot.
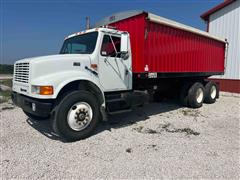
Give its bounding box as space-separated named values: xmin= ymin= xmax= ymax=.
xmin=210 ymin=86 xmax=217 ymax=99
xmin=196 ymin=88 xmax=204 ymax=103
xmin=67 ymin=102 xmax=93 ymax=131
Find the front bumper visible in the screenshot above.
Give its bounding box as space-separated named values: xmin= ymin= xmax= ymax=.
xmin=11 ymin=92 xmax=53 ymax=117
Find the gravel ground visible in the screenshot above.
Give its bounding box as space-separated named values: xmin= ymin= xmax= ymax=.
xmin=1 ymin=95 xmax=239 ymax=179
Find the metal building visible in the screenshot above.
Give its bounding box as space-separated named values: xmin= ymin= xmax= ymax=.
xmin=201 ymin=0 xmax=240 ymax=93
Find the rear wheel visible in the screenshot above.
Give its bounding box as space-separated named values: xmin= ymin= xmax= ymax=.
xmin=180 ymin=82 xmax=192 ymax=107
xmin=204 ymin=81 xmax=219 ymax=104
xmin=52 ymin=90 xmax=100 ymax=141
xmin=188 ymin=82 xmax=205 ymax=108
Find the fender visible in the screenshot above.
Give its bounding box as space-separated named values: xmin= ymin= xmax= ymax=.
xmin=31 ymin=70 xmax=105 ymax=103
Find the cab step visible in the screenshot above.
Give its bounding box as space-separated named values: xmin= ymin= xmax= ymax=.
xmin=105 ymin=93 xmax=122 ymax=101
xmin=107 ymin=109 xmax=132 ymax=115
xmin=106 ymin=98 xmax=131 ymax=114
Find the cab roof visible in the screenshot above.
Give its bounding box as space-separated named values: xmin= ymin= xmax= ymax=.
xmin=64 ymin=27 xmax=123 ymax=40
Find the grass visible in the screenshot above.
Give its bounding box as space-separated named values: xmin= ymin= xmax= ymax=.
xmin=0 ymin=79 xmax=12 ymax=103
xmin=0 ymin=79 xmax=12 ymax=87
xmin=0 ymin=64 xmax=14 ymax=74
xmin=0 ymin=91 xmax=12 ymax=103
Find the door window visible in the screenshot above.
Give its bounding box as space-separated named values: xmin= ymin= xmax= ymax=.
xmin=101 ymin=35 xmax=121 ymax=57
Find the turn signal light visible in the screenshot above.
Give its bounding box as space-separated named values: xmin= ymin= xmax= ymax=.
xmin=91 ymin=64 xmax=98 ymax=71
xmin=40 ymin=86 xmax=54 ymax=95
xmin=32 ymin=85 xmax=53 ymax=95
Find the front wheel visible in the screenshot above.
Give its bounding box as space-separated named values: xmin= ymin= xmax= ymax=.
xmin=52 ymin=90 xmax=100 ymax=141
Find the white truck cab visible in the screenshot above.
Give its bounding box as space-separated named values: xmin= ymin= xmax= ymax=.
xmin=13 ymin=28 xmax=131 ymax=98
xmin=12 ymin=27 xmax=133 ymax=141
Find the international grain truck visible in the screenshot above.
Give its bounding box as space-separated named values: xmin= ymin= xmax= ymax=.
xmin=12 ymin=11 xmax=227 ymax=141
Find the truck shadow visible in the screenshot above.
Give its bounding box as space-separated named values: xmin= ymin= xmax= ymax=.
xmin=97 ymin=99 xmax=181 ymax=132
xmin=26 ymin=118 xmax=62 ymax=141
xmin=26 ymin=98 xmax=181 ymax=142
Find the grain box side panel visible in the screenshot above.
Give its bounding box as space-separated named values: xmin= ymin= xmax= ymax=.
xmin=144 ymin=21 xmax=225 ymax=73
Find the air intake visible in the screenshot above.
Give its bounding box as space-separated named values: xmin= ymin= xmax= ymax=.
xmin=14 ymin=62 xmax=29 ymax=83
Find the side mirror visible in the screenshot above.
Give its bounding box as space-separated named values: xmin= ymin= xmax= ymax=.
xmin=121 ymin=33 xmax=128 ymax=53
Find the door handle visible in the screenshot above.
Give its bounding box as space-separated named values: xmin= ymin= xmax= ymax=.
xmin=125 ymin=69 xmax=129 ymax=75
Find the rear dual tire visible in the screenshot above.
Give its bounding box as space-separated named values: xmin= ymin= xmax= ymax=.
xmin=188 ymin=83 xmax=205 ymax=108
xmin=180 ymin=82 xmax=192 ymax=107
xmin=180 ymin=82 xmax=204 ymax=108
xmin=204 ymin=81 xmax=218 ymax=104
xmin=180 ymin=81 xmax=219 ymax=108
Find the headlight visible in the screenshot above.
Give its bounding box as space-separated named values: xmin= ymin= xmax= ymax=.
xmin=32 ymin=85 xmax=54 ymax=95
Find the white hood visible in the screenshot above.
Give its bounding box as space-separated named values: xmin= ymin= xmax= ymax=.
xmin=16 ymin=54 xmax=90 ymax=64
xmin=15 ymin=54 xmax=92 ymax=84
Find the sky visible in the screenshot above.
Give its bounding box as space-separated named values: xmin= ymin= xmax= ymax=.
xmin=0 ymin=0 xmax=223 ymax=65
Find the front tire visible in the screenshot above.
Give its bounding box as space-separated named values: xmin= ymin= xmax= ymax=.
xmin=53 ymin=90 xmax=100 ymax=141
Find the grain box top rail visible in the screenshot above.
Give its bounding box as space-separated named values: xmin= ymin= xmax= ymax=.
xmin=96 ymin=10 xmax=226 ymax=43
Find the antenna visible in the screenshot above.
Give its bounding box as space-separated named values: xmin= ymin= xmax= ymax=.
xmin=86 ymin=16 xmax=90 ymax=29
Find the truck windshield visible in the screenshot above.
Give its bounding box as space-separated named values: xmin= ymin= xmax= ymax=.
xmin=60 ymin=32 xmax=98 ymax=54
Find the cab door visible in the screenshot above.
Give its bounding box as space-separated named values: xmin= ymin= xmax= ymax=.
xmin=98 ymin=33 xmax=131 ymax=92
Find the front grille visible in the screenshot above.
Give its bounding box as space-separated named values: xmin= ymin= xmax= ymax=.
xmin=14 ymin=62 xmax=30 ymax=83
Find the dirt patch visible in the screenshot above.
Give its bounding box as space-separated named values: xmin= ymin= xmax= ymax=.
xmin=181 ymin=108 xmax=207 ymax=121
xmin=2 ymin=105 xmax=15 ymax=111
xmin=182 ymin=109 xmax=199 ymax=117
xmin=159 ymin=123 xmax=200 ymax=136
xmin=147 ymin=144 xmax=158 ymax=151
xmin=133 ymin=123 xmax=200 ymax=136
xmin=126 ymin=148 xmax=132 ymax=153
xmin=0 ymin=102 xmax=15 ymax=111
xmin=132 ymin=126 xmax=160 ymax=134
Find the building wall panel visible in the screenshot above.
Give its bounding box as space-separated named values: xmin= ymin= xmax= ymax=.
xmin=209 ymin=0 xmax=240 ymax=80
